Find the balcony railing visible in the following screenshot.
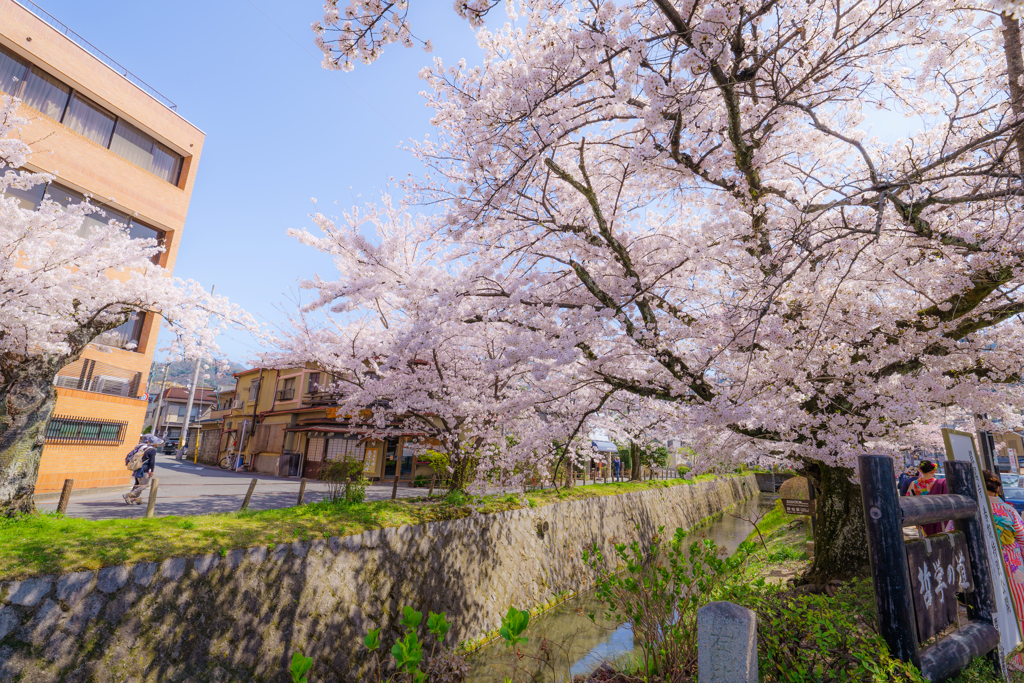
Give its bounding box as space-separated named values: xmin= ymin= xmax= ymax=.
xmin=55 ymin=358 xmax=142 ymax=399
xmin=305 ymin=390 xmax=344 ymax=406
xmin=12 ymin=0 xmax=178 ymax=111
xmin=277 ymin=388 xmax=295 ymax=401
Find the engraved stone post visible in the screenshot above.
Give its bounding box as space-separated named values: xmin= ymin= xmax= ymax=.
xmin=698 ymin=601 xmax=758 ymax=683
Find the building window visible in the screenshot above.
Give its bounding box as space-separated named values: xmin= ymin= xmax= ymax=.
xmin=110 ymin=120 xmax=182 ymax=184
xmin=64 ymin=94 xmax=115 ymax=147
xmin=94 ymin=312 xmax=145 ymax=351
xmin=0 ymin=45 xmax=185 ymax=185
xmin=307 ymin=372 xmax=320 ymax=393
xmin=21 ymin=67 xmax=69 ymax=120
xmin=248 ymin=381 xmax=260 ymax=401
xmin=278 ymin=377 xmax=296 ymax=401
xmin=0 ymin=47 xmax=28 ymax=95
xmin=1 ymin=170 xmax=165 ymax=262
xmin=45 ymin=415 xmax=127 ymax=445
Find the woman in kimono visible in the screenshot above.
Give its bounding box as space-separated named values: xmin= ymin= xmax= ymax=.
xmin=907 ymin=461 xmax=949 ymax=536
xmin=983 ymin=469 xmax=1024 ymax=669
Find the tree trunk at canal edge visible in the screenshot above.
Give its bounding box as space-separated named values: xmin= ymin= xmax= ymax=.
xmin=803 ymin=461 xmax=869 ymax=583
xmin=0 ymin=358 xmax=62 ymax=515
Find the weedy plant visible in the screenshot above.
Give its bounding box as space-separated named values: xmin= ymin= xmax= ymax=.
xmin=363 ymin=606 xmax=468 ymax=682
xmin=585 ymin=526 xmax=752 ymax=679
xmin=289 ymin=651 xmax=313 ymax=683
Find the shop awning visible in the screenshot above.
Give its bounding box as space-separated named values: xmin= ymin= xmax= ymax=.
xmin=591 ymin=440 xmax=618 ymax=453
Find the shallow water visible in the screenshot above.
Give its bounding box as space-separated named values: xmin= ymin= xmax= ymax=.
xmin=466 ymin=493 xmax=775 ymax=682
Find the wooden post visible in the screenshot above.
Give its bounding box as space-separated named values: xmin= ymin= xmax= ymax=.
xmin=391 ymin=472 xmax=400 ymax=500
xmin=240 ymin=478 xmax=257 ymax=512
xmin=56 ymin=478 xmax=74 ymax=514
xmin=145 ymin=478 xmax=159 ymax=519
xmin=857 ymin=455 xmax=921 ymax=668
xmin=945 ymin=461 xmax=999 ymax=636
xmin=428 ymin=474 xmax=435 ymax=498
xmin=297 ymin=477 xmax=307 ymax=506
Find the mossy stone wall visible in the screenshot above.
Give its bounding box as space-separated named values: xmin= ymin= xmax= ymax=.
xmin=0 ymin=475 xmax=757 ymax=682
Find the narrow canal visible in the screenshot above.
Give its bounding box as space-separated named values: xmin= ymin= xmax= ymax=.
xmin=467 ymin=492 xmax=776 ymax=682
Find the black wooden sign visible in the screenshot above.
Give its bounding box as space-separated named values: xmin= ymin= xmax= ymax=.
xmin=781 ymin=498 xmax=814 ymax=515
xmin=906 ymin=531 xmax=975 ymax=642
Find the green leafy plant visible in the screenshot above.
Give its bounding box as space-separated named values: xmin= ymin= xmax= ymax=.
xmin=289 ymin=651 xmax=313 ymax=683
xmin=721 ymin=578 xmax=925 ymax=682
xmin=362 ymin=607 xmax=466 ymax=682
xmin=499 ymin=607 xmax=529 ymax=648
xmin=320 ymin=459 xmax=367 ymax=504
xmin=585 ymin=526 xmax=751 ymax=678
xmin=443 ymin=490 xmax=468 ymax=507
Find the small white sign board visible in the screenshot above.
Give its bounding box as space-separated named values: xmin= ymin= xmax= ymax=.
xmin=943 ymin=428 xmax=1021 ymax=674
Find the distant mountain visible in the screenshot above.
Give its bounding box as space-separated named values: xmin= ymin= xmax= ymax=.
xmin=147 ymin=359 xmax=247 ymax=392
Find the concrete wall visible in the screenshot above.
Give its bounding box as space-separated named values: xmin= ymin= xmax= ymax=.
xmin=0 ymin=475 xmax=757 ymax=682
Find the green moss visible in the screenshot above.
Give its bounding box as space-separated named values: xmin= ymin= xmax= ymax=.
xmin=0 ymin=475 xmax=747 ymax=580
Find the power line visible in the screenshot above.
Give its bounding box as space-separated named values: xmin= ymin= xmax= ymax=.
xmin=242 ymin=0 xmax=406 ymax=137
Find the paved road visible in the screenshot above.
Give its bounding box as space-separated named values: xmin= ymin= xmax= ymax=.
xmin=37 ymin=453 xmax=427 ymax=520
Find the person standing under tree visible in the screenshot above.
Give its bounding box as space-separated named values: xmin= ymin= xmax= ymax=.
xmin=613 ymin=455 xmax=621 ymax=482
xmin=123 ymin=435 xmax=160 ymax=505
xmin=907 ymin=461 xmax=950 ymax=536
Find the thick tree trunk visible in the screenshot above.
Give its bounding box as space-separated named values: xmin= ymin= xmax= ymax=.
xmin=1003 ymin=14 xmax=1024 ymax=173
xmin=802 ymin=460 xmax=870 ymax=583
xmin=0 ymin=358 xmax=60 ymax=515
xmin=630 ymin=442 xmax=641 ymax=481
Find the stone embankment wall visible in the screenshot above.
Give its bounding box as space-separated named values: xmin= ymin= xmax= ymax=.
xmin=0 ymin=475 xmax=757 ymax=682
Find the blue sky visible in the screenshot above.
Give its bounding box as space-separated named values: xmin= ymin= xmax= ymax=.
xmin=36 ymin=0 xmax=485 ymax=363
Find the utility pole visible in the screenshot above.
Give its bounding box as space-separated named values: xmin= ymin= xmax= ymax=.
xmin=176 ymin=284 xmax=214 ymax=461
xmin=150 ymin=362 xmax=170 ymax=436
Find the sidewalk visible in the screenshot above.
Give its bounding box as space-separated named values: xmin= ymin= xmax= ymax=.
xmin=36 ymin=453 xmax=426 ymax=521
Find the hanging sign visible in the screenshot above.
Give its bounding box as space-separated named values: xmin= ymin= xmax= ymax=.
xmin=781 ymin=498 xmax=815 ymax=516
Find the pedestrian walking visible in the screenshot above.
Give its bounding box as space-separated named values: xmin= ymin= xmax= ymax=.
xmin=897 ymin=466 xmax=918 ymax=496
xmin=123 ymin=435 xmax=160 ymax=505
xmin=613 ymin=456 xmax=621 ymax=482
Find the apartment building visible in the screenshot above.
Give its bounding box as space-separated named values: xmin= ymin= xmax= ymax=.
xmin=0 ymin=0 xmax=204 ymax=492
xmin=209 ymin=366 xmax=435 ymax=483
xmin=146 ymin=387 xmax=217 ymax=442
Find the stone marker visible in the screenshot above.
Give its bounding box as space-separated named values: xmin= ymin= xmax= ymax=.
xmin=697 ymin=601 xmax=758 ymax=683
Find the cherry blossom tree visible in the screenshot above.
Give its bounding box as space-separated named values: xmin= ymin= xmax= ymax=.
xmin=0 ymin=98 xmax=253 ymax=515
xmin=270 ymin=198 xmax=609 ymax=493
xmin=309 ymin=0 xmax=1024 ymax=581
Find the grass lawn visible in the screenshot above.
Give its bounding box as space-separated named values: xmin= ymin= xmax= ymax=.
xmin=0 ymin=474 xmax=731 ymax=580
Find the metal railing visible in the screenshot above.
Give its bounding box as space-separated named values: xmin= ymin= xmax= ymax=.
xmin=12 ymin=0 xmax=178 ymax=111
xmin=54 ymin=358 xmax=142 ymax=399
xmin=44 ymin=414 xmax=127 ymax=445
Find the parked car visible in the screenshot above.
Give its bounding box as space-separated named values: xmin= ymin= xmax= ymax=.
xmin=161 ymin=439 xmax=179 ymax=455
xmin=1003 ymin=473 xmax=1021 ymax=488
xmin=1003 ymin=486 xmax=1024 ymax=514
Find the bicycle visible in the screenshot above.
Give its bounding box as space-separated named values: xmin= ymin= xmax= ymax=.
xmin=218 ymin=455 xmax=247 ymax=470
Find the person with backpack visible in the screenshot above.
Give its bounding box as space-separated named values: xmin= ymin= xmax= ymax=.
xmin=124 ymin=435 xmax=161 ymax=505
